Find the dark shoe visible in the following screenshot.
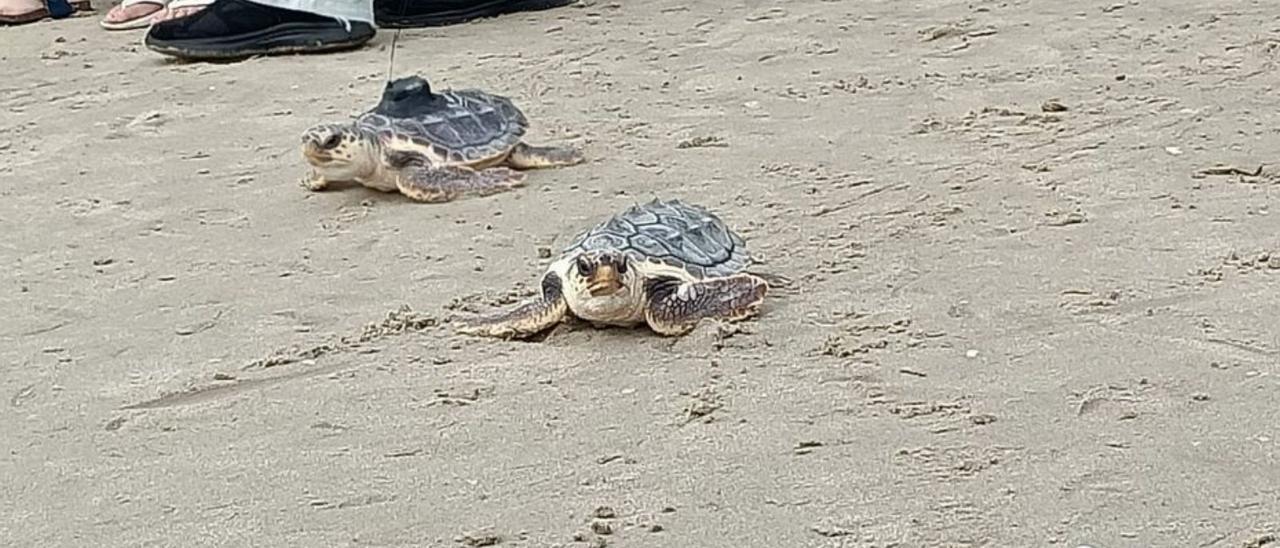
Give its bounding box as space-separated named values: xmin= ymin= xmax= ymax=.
xmin=145 ymin=0 xmax=375 ymax=61
xmin=374 ymin=0 xmax=574 ymax=28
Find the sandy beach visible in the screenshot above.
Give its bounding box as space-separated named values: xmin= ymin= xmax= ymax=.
xmin=2 ymin=0 xmax=1278 ymax=545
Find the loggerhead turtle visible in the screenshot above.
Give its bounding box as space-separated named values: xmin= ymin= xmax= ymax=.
xmin=300 ymin=76 xmax=583 ymax=203
xmin=456 ymin=199 xmax=769 ymax=338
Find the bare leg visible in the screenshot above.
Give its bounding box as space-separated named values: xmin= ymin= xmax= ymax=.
xmin=643 ymin=274 xmax=768 ymax=336
xmin=456 ymin=273 xmax=569 ymax=339
xmin=505 ymin=142 xmax=585 ymax=169
xmin=395 ymin=165 xmax=526 ymax=203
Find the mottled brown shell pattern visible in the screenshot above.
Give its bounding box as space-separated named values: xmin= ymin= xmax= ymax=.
xmin=563 ymin=199 xmax=752 ymax=279
xmin=354 ymin=89 xmax=529 ymax=166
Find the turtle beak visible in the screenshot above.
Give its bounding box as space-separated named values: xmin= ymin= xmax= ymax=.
xmin=586 ymin=265 xmax=624 ymax=296
xmin=302 ymin=142 xmax=325 ymax=161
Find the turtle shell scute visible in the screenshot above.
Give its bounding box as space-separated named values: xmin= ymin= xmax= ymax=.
xmin=354 ymin=89 xmax=528 ymax=164
xmin=563 ymin=199 xmax=752 ymax=279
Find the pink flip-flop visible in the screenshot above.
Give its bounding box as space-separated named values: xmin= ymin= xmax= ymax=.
xmin=99 ymin=0 xmax=166 ymax=30
xmin=145 ymin=0 xmax=211 ymax=25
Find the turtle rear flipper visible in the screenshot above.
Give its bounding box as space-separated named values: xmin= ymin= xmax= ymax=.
xmin=506 ymin=142 xmax=585 ymax=169
xmin=396 ymin=165 xmax=526 ymax=203
xmin=643 ymin=274 xmax=769 ymax=336
xmin=456 ymin=273 xmax=569 ymax=339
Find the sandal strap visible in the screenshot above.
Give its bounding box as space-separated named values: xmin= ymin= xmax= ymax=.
xmin=119 ymin=0 xmax=168 ymax=8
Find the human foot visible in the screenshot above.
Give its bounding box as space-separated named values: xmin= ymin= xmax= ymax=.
xmin=147 ymin=0 xmax=209 ymax=24
xmin=0 ymin=0 xmax=48 ymax=24
xmin=144 ymin=0 xmax=375 ymax=61
xmin=101 ymin=0 xmax=166 ymax=30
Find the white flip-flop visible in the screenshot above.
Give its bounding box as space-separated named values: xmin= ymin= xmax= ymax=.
xmin=99 ymin=0 xmax=168 ymax=30
xmin=144 ymin=0 xmax=213 ymax=25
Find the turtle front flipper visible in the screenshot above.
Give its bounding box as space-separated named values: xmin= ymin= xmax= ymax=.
xmin=396 ymin=165 xmax=527 ymax=203
xmin=506 ymin=142 xmax=585 ymax=169
xmin=456 ymin=273 xmax=570 ymax=339
xmin=643 ymin=274 xmax=769 ymax=336
xmin=302 ymin=174 xmax=331 ymax=191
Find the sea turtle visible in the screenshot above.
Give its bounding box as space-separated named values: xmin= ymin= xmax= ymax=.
xmin=300 ymin=76 xmax=583 ymax=203
xmin=456 ymin=199 xmax=770 ymax=338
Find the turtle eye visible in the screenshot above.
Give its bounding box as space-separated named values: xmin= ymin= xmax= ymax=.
xmin=322 ymin=134 xmax=342 ymax=149
xmin=615 ymin=256 xmax=628 ymax=274
xmin=575 ymin=256 xmax=592 ymax=277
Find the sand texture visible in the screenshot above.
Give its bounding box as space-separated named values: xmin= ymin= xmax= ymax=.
xmin=2 ymin=0 xmax=1278 ymax=546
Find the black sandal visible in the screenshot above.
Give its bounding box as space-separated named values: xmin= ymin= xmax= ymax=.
xmin=144 ymin=0 xmax=374 ymax=61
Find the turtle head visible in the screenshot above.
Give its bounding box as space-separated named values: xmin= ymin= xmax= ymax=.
xmin=301 ymin=123 xmax=377 ymax=178
xmin=570 ymin=250 xmax=637 ymax=297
